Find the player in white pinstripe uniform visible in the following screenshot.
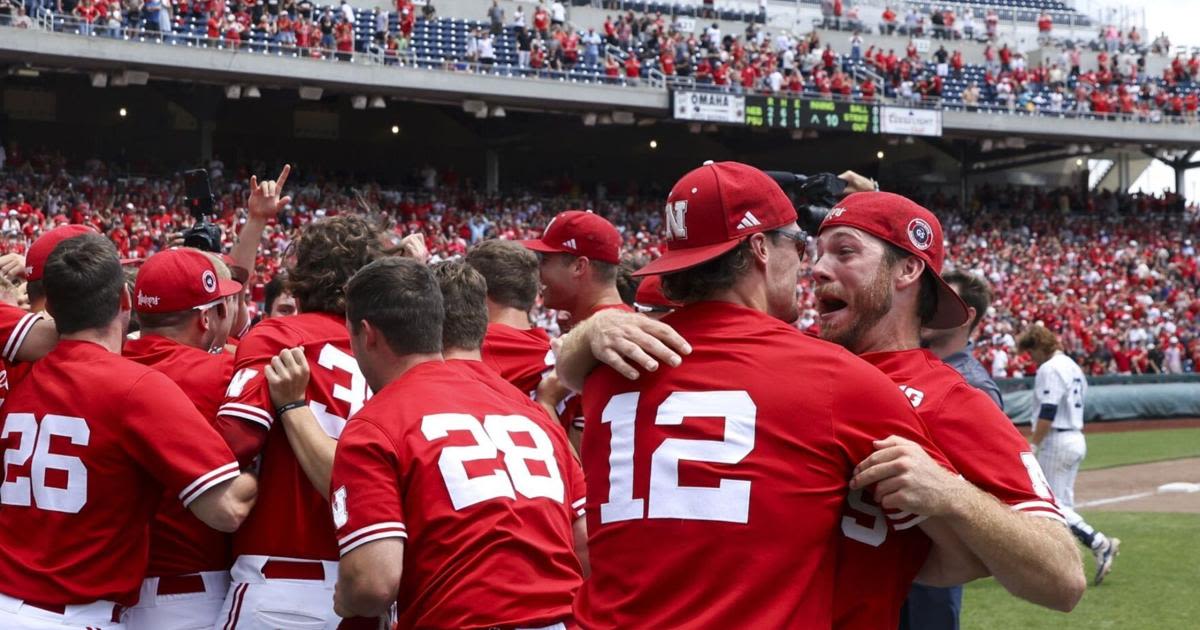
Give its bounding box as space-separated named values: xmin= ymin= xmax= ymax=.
xmin=1019 ymin=325 xmax=1121 ymax=586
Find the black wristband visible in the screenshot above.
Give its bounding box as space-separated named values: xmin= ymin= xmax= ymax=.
xmin=275 ymin=400 xmax=308 ymax=417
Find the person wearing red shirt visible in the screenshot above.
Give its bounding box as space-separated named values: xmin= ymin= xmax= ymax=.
xmin=624 ymin=53 xmax=640 ymax=82
xmin=882 ymin=5 xmax=897 ymax=34
xmin=694 ymin=56 xmax=711 ymax=83
xmin=316 ymin=258 xmax=583 ymax=628
xmin=712 ymin=61 xmax=728 ymax=86
xmin=740 ymin=62 xmax=758 ymax=91
xmin=467 ymin=240 xmax=555 ymax=399
xmin=659 ymin=49 xmax=675 ymax=76
xmin=0 ymin=234 xmax=254 ymax=629
xmin=122 ymin=248 xmax=245 ymax=630
xmin=213 ymin=216 xmax=384 ymax=629
xmin=951 ymin=49 xmax=963 ymax=75
xmin=334 ymin=19 xmax=353 ymax=60
xmin=555 ymin=162 xmax=963 ymax=629
xmin=533 ymin=5 xmax=549 ymax=38
xmin=861 ymin=76 xmax=876 ymax=101
xmin=813 ymin=194 xmax=1084 ymax=628
xmin=600 ymin=52 xmax=616 ymax=77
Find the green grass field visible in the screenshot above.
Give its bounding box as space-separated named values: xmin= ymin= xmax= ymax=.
xmin=963 ymin=512 xmax=1200 ymax=629
xmin=963 ymin=426 xmax=1200 ymax=629
xmin=1081 ymin=427 xmax=1200 ymax=471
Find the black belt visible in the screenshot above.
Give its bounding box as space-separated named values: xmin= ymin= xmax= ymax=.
xmin=1053 ymin=428 xmax=1078 ymax=432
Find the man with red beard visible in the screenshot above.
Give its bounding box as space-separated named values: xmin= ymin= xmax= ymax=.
xmin=554 ymin=189 xmax=1086 ymax=628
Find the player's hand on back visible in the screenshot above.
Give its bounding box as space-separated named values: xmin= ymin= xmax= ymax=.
xmin=396 ymin=233 xmax=430 ymax=264
xmin=265 ymin=347 xmax=310 ymax=407
xmin=850 ymin=435 xmax=968 ymax=517
xmin=571 ymin=309 xmax=692 ymax=380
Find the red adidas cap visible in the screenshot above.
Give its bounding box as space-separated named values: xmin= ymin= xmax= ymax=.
xmin=634 ymin=161 xmax=797 ymax=277
xmin=633 ymin=274 xmax=681 ymax=310
xmin=519 ymin=210 xmax=622 ymax=265
xmin=133 ymin=248 xmax=243 ymax=314
xmin=818 ymin=191 xmax=969 ymax=329
xmin=26 ymin=225 xmax=98 ymax=281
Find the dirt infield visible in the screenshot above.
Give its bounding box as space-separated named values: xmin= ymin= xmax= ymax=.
xmin=1076 ymin=458 xmax=1200 ymax=513
xmin=1084 ymin=418 xmax=1200 ymax=433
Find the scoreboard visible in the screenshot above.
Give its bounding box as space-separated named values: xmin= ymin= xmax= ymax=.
xmin=672 ymin=90 xmax=880 ymax=135
xmin=744 ymin=96 xmax=879 ymax=134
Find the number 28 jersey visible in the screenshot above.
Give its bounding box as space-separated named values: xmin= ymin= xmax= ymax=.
xmin=218 ymin=312 xmax=370 ymax=561
xmin=577 ymin=302 xmax=951 ymax=629
xmin=331 ymin=361 xmax=584 ymax=629
xmin=0 ymin=340 xmax=239 ymax=606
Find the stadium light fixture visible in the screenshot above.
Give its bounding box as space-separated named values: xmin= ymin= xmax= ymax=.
xmin=90 ymin=72 xmax=108 ymax=88
xmin=118 ymin=107 xmax=127 ymax=117
xmin=582 ymin=113 xmax=598 ymax=127
xmin=598 ymin=114 xmax=613 ymax=125
xmin=369 ymin=96 xmax=386 ymax=109
xmin=225 ymin=85 xmax=242 ymax=100
xmin=1076 ymin=158 xmax=1084 ymax=167
xmin=244 ymin=86 xmax=262 ymax=99
xmin=491 ymin=106 xmax=506 ymax=118
xmin=876 ymin=150 xmax=885 ymax=160
xmin=123 ymin=70 xmax=149 ymax=86
xmin=475 ymin=107 xmax=490 ymax=119
xmin=649 ymin=140 xmax=658 ymax=149
xmin=351 ymin=95 xmax=368 ymax=110
xmin=391 ymin=125 xmax=400 ymax=135
xmin=612 ymin=111 xmax=635 ymax=125
xmin=462 ymin=99 xmax=487 ymax=114
xmin=298 ymin=86 xmax=324 ymax=101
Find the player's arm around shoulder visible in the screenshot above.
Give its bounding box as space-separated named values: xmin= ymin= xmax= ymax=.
xmin=188 ymin=468 xmax=259 ymax=533
xmin=553 ymin=309 xmax=691 ymax=392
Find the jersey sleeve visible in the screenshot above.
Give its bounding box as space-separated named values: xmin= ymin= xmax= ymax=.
xmin=1034 ymin=363 xmax=1066 ymax=409
xmin=0 ymin=305 xmax=44 ymax=363
xmin=565 ymin=448 xmax=586 ymax=520
xmin=331 ymin=419 xmax=408 ymax=557
xmin=217 ymin=322 xmax=295 ymax=432
xmin=122 ymin=371 xmax=241 ymax=507
xmin=937 ymin=385 xmax=1065 ymax=524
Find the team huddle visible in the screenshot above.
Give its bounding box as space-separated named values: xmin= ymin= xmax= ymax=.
xmin=0 ymin=161 xmax=1114 ymax=629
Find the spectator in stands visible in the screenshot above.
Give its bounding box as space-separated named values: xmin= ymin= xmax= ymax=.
xmin=985 ymin=8 xmax=998 ymax=40
xmin=582 ymin=27 xmax=601 ymax=67
xmin=487 ymin=0 xmax=502 ymax=36
xmin=1037 ymin=12 xmax=1052 ymax=45
xmin=624 ymin=52 xmax=639 ymax=84
xmin=881 ymin=5 xmax=896 ymax=35
xmin=550 ymin=0 xmax=564 ymax=28
xmin=334 ymin=14 xmax=353 ymax=61
xmin=516 ymin=25 xmax=532 ymax=67
xmin=533 ymin=1 xmax=548 ymax=39
xmin=961 ymin=10 xmax=974 ymax=40
xmin=338 ymin=0 xmax=352 ymax=23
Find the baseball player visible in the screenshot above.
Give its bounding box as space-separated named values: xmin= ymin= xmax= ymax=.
xmin=519 ymin=210 xmax=634 ymax=435
xmin=569 ymin=162 xmax=962 ymax=628
xmin=122 ymin=248 xmax=244 ymax=629
xmin=466 ymin=239 xmax=555 ymax=397
xmin=1019 ymin=324 xmax=1121 ymax=585
xmin=811 ymin=193 xmax=1084 ymax=627
xmin=298 ymin=258 xmax=583 ymax=627
xmin=0 ymin=234 xmax=256 ymax=630
xmin=21 ymin=224 xmax=97 ymax=315
xmin=212 ymin=216 xmax=383 ymax=629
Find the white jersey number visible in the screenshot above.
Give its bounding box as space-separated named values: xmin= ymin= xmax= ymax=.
xmin=421 ymin=413 xmax=564 ymax=511
xmin=600 ymin=390 xmax=757 ymax=525
xmin=1 ymin=413 xmax=90 ymax=513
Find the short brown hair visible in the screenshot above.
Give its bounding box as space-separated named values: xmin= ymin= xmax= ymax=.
xmin=661 ymin=239 xmax=755 ymax=303
xmin=466 ymin=240 xmax=538 ymax=311
xmin=882 ymin=242 xmax=938 ymax=326
xmin=44 ymin=234 xmax=125 ymax=334
xmin=1017 ymin=325 xmax=1059 ymax=354
xmin=942 ymin=270 xmax=992 ymax=333
xmin=288 ymin=216 xmax=384 ymax=316
xmin=432 ymin=260 xmax=489 ymax=351
xmin=345 ymin=258 xmax=443 ymax=356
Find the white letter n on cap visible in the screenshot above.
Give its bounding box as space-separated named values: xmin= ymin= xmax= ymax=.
xmin=665 ymin=201 xmax=688 ymax=240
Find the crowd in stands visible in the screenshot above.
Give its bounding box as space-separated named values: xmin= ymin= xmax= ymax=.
xmin=1 ymin=146 xmax=1197 ymax=375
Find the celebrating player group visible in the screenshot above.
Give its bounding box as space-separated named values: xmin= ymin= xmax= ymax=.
xmin=0 ymin=160 xmax=1112 ymax=630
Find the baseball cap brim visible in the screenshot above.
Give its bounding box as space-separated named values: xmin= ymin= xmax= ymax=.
xmin=193 ymin=278 xmax=244 ymax=310
xmin=517 ymin=239 xmax=569 ymax=255
xmin=633 ymin=239 xmax=743 ymax=277
xmin=927 ymin=273 xmax=971 ymax=330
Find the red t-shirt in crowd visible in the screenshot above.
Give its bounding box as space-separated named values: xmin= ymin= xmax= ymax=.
xmin=123 ymin=334 xmax=238 ymax=577
xmin=575 ymin=302 xmax=951 ymax=629
xmin=218 ymin=312 xmax=368 ymax=561
xmin=0 ymin=341 xmax=239 ymax=606
xmin=481 ymin=323 xmax=554 ymax=396
xmin=834 ymin=350 xmax=1064 ymax=629
xmin=330 ymin=360 xmax=583 ymax=628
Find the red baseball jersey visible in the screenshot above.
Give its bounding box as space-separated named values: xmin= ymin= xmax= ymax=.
xmin=559 ymin=304 xmax=637 ymax=431
xmin=480 ymin=323 xmax=553 ymax=396
xmin=123 ymin=334 xmax=237 ymax=577
xmin=330 ymin=360 xmax=584 ymax=629
xmin=0 ymin=304 xmax=44 ymax=406
xmin=0 ymin=340 xmax=239 ymax=606
xmin=833 ymin=349 xmax=1065 ymax=629
xmin=576 ymin=302 xmax=951 ymax=629
xmin=218 ymin=312 xmax=368 ymax=561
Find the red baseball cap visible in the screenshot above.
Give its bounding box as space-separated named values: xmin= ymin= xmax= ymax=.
xmin=818 ymin=191 xmax=969 ymax=329
xmin=133 ymin=248 xmax=243 ymax=314
xmin=634 ymin=274 xmax=681 ymax=310
xmin=26 ymin=225 xmax=98 ymax=281
xmin=634 ymin=161 xmax=797 ymax=277
xmin=519 ymin=210 xmax=622 ymax=265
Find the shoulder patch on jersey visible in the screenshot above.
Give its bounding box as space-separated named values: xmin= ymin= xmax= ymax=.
xmin=332 ymin=485 xmax=349 ymax=528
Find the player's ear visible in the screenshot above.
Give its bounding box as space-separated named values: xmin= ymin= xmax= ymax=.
xmin=894 ymin=256 xmax=925 ymax=290
xmin=119 ymin=285 xmax=132 ymax=313
xmin=747 ymin=232 xmax=770 ymax=268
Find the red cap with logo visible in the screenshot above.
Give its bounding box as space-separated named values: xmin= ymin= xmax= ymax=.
xmin=518 ymin=210 xmax=622 ymax=265
xmin=26 ymin=225 xmax=98 ymax=281
xmin=133 ymin=248 xmax=243 ymax=314
xmin=818 ymin=191 xmax=969 ymax=329
xmin=634 ymin=161 xmax=797 ymax=277
xmin=633 ymin=274 xmax=681 ymax=310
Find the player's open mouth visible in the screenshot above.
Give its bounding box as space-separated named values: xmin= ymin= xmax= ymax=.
xmin=816 ymin=297 xmax=848 ymax=315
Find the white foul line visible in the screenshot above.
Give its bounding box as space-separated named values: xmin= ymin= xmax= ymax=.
xmin=1077 ymin=482 xmax=1200 ymax=508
